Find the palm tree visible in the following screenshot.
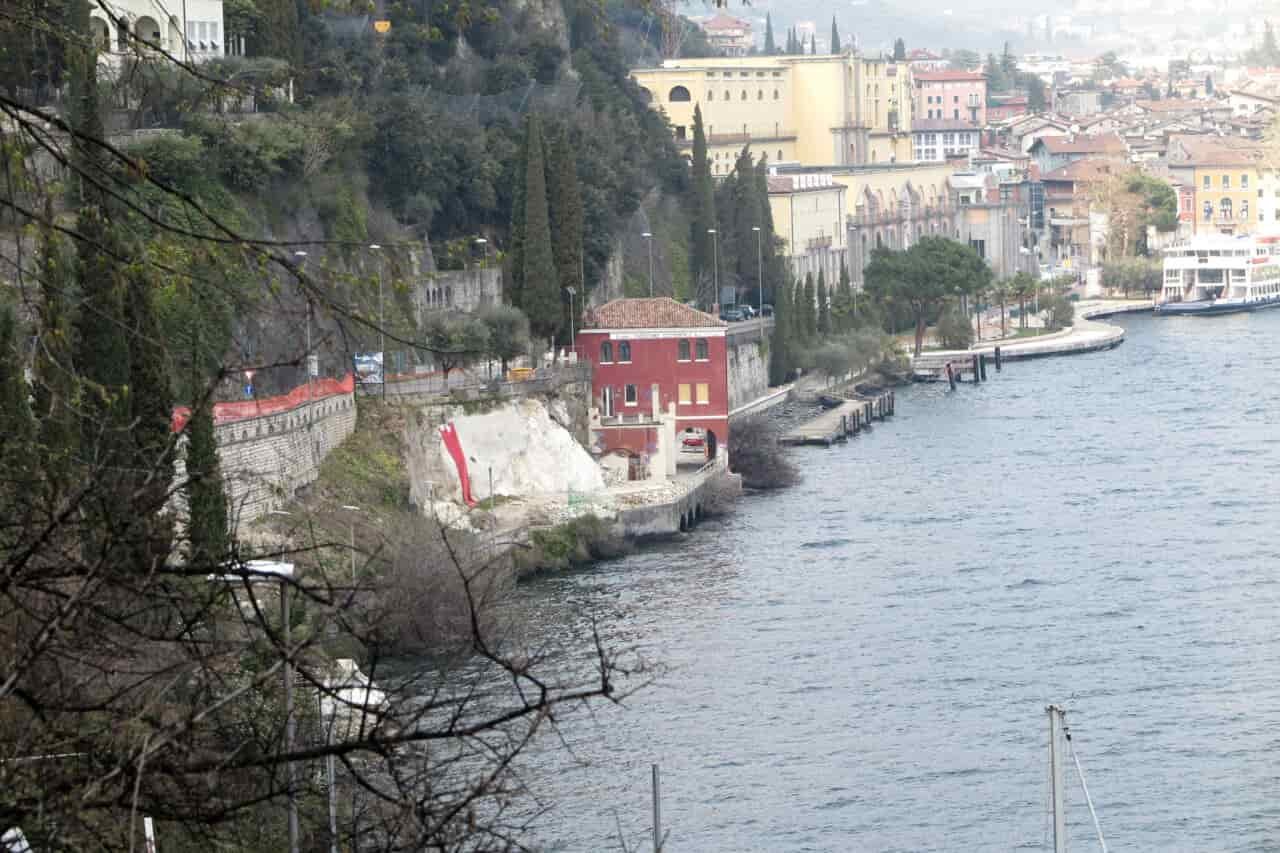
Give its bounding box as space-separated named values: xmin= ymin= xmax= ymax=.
xmin=1011 ymin=272 xmax=1037 ymax=330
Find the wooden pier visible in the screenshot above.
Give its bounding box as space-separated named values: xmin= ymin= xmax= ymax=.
xmin=779 ymin=390 xmax=895 ymax=447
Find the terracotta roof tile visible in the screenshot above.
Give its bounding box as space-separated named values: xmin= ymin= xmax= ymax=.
xmin=584 ymin=298 xmax=726 ymax=330
xmin=1040 ymin=157 xmax=1119 ymax=182
xmin=1035 ymin=132 xmax=1127 ymax=154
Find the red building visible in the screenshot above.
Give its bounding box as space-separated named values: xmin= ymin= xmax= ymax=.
xmin=577 ymin=298 xmax=730 ymax=461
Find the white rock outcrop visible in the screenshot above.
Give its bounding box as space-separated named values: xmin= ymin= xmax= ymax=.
xmin=439 ymin=398 xmax=605 ymax=503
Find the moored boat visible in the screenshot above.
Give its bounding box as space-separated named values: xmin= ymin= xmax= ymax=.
xmin=1156 ymin=234 xmax=1280 ymax=316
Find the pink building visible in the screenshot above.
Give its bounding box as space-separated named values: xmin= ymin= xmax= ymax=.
xmin=913 ymin=70 xmax=987 ymax=126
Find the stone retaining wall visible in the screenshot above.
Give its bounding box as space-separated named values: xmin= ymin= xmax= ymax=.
xmin=728 ymin=339 xmax=769 ymax=412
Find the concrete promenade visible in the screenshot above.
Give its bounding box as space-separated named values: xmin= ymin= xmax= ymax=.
xmin=913 ymin=299 xmax=1151 ymax=370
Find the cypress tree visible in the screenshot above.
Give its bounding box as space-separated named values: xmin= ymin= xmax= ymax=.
xmin=32 ymin=211 xmax=78 ymax=498
xmin=817 ymin=268 xmax=831 ymax=335
xmin=730 ymin=147 xmax=762 ymax=305
xmin=185 ymin=387 xmax=228 ymax=569
xmin=520 ymin=115 xmax=562 ymax=348
xmin=838 ymin=258 xmax=854 ymax=330
xmin=810 ymin=34 xmax=817 ymax=56
xmin=689 ymin=105 xmax=716 ymax=309
xmin=548 ymin=126 xmax=584 ymax=334
xmin=506 ymin=116 xmax=530 ymax=309
xmin=830 ymin=18 xmax=841 ymax=54
xmin=802 ymin=272 xmax=817 ymax=337
xmin=894 ymin=38 xmax=907 ymax=61
xmin=764 ymin=13 xmax=776 ymax=55
xmin=768 ymin=271 xmax=792 ymax=385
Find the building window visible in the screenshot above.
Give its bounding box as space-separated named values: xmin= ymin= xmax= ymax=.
xmin=1203 ymin=201 xmax=1213 ymax=221
xmin=1221 ymin=198 xmax=1233 ymax=219
xmin=1243 ymin=174 xmax=1250 ymax=189
xmin=678 ymin=383 xmax=691 ymax=405
xmin=600 ymin=341 xmax=613 ymax=363
xmin=724 ymin=90 xmax=730 ymax=100
xmin=1223 ymin=175 xmax=1231 ymax=189
xmin=668 ymin=86 xmax=691 ymax=102
xmin=695 ymin=338 xmax=709 ymax=360
xmin=696 ymin=383 xmax=710 ymax=404
xmin=624 ymin=384 xmax=637 ymax=405
xmin=618 ymin=341 xmax=632 ymax=362
xmin=741 ymin=90 xmax=748 ymax=100
xmin=758 ymin=90 xmax=764 ymax=100
xmin=777 ymin=149 xmax=783 ymax=160
xmin=1242 ymin=200 xmax=1250 ymax=221
xmin=1204 ymin=175 xmax=1211 ymax=189
xmin=678 ymin=339 xmax=691 ymax=361
xmin=774 ymin=90 xmax=780 ymax=99
xmin=707 ymin=91 xmax=714 ymax=101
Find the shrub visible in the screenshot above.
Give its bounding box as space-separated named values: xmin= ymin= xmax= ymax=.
xmin=1044 ymin=294 xmax=1075 ymax=331
xmin=728 ymin=415 xmax=799 ymax=490
xmin=937 ymin=304 xmax=974 ymax=349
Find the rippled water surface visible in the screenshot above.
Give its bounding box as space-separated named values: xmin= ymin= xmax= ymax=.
xmin=491 ymin=312 xmax=1280 ymax=851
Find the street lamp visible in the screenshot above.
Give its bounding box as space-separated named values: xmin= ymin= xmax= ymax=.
xmin=369 ymin=244 xmax=385 ymax=400
xmin=641 ymin=232 xmax=654 ymax=297
xmin=293 ymin=251 xmax=313 ymax=409
xmin=752 ymin=226 xmax=763 ymax=321
xmin=707 ymin=228 xmax=719 ymax=310
xmin=565 ymin=287 xmax=576 ymax=352
xmin=341 ymin=505 xmax=360 ymax=583
xmin=208 ymin=560 xmax=299 ymax=853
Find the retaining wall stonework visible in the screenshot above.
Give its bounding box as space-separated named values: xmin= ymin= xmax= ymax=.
xmin=727 ymin=340 xmax=769 ymax=412
xmin=175 ymin=395 xmax=357 ymax=535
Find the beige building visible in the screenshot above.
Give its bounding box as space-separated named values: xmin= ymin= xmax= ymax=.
xmin=632 ymin=54 xmax=915 ymax=172
xmin=767 ymin=173 xmax=849 ymax=282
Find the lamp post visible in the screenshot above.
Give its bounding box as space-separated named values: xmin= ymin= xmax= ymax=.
xmin=341 ymin=505 xmax=361 ymax=583
xmin=209 ymin=560 xmax=298 ymax=853
xmin=293 ymin=251 xmax=312 ymax=410
xmin=642 ymin=232 xmax=654 ymax=297
xmin=752 ymin=225 xmax=763 ymax=322
xmin=565 ymin=287 xmax=576 ymax=352
xmin=369 ymin=244 xmax=385 ymax=399
xmin=707 ymin=228 xmax=720 ymax=310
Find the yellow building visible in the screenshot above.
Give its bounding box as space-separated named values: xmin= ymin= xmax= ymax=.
xmin=1168 ymin=136 xmax=1263 ymax=236
xmin=632 ymin=53 xmax=915 ymax=173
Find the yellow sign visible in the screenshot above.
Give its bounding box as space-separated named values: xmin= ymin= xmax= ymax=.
xmin=373 ymin=20 xmax=391 ymax=33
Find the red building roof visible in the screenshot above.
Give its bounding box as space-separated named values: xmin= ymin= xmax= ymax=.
xmin=584 ymin=298 xmax=726 ymax=330
xmin=1035 ymin=133 xmax=1127 ymax=155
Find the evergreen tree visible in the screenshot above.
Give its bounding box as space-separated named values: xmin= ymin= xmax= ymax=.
xmin=985 ymin=53 xmax=1006 ymax=92
xmin=764 ymin=13 xmax=776 ymax=54
xmin=184 ymin=389 xmax=228 ymax=569
xmin=519 ymin=115 xmax=563 ymax=348
xmin=786 ymin=28 xmax=795 ymax=54
xmin=830 ymin=18 xmax=841 ymax=54
xmin=817 ymin=268 xmax=831 ymax=335
xmin=1000 ymin=41 xmax=1017 ymax=77
xmin=730 ymin=147 xmax=763 ymax=305
xmin=810 ymin=34 xmax=817 ymax=56
xmin=893 ymin=38 xmax=907 ymax=61
xmin=837 ymin=258 xmax=854 ymax=330
xmin=548 ymin=127 xmax=584 ymax=337
xmin=0 ymin=300 xmax=35 ymax=520
xmin=32 ymin=211 xmax=77 ymax=498
xmin=802 ymin=272 xmax=817 ymax=337
xmin=768 ymin=271 xmax=793 ymax=385
xmin=506 ymin=117 xmax=530 ymax=309
xmin=688 ymin=105 xmax=717 ymax=309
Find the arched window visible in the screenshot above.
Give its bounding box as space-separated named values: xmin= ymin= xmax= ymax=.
xmin=774 ymin=89 xmax=780 ymax=99
xmin=741 ymin=90 xmax=748 ymax=100
xmin=758 ymin=89 xmax=764 ymax=100
xmin=668 ymin=86 xmax=691 ymax=102
xmin=1221 ymin=198 xmax=1233 ymax=220
xmin=777 ymin=150 xmax=783 ymax=161
xmin=696 ymin=338 xmax=709 ymax=360
xmin=600 ymin=341 xmax=614 ymax=363
xmin=678 ymin=339 xmax=691 ymax=360
xmin=1241 ymin=200 xmax=1250 ymax=221
xmin=707 ymin=91 xmax=714 ymax=101
xmin=618 ymin=341 xmax=632 ymax=363
xmin=724 ymin=90 xmax=731 ymax=100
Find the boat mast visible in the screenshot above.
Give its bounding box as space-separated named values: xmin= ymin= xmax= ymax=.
xmin=1049 ymin=704 xmax=1067 ymax=853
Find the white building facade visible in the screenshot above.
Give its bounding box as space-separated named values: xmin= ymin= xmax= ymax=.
xmin=90 ymin=0 xmax=227 ymax=67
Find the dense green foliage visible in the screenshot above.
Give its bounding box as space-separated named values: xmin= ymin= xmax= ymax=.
xmin=689 ymin=106 xmax=716 ymax=307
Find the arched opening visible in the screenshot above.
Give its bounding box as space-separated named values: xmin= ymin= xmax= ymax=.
xmin=90 ymin=16 xmax=110 ymax=50
xmin=115 ymin=18 xmax=130 ymax=52
xmin=668 ymin=85 xmax=691 ymax=102
xmin=135 ymin=15 xmax=161 ymax=50
xmin=705 ymin=429 xmax=718 ymax=460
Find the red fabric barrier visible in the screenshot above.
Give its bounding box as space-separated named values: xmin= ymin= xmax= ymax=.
xmin=171 ymin=373 xmax=355 ymax=433
xmin=438 ymin=422 xmax=476 ymax=506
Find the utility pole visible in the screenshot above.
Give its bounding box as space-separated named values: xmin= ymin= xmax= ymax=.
xmin=642 ymin=231 xmax=655 ymax=297
xmin=1049 ymin=704 xmax=1067 ymax=853
xmin=752 ymin=225 xmax=763 ymax=319
xmin=369 ymin=244 xmax=385 ymax=399
xmin=294 ymin=251 xmax=312 ymax=415
xmin=708 ymin=228 xmax=720 ymax=310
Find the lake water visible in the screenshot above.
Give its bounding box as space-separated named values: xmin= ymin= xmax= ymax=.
xmin=490 ymin=311 xmax=1280 ymax=852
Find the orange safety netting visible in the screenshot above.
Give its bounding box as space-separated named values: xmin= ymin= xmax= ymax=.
xmin=171 ymin=373 xmax=354 ymax=433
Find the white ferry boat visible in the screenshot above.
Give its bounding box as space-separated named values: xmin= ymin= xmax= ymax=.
xmin=1157 ymin=234 xmax=1280 ymax=315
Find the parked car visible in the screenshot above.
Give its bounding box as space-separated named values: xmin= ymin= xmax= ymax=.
xmin=740 ymin=305 xmax=757 ymax=319
xmin=719 ymin=308 xmax=746 ymax=323
xmin=761 ymin=303 xmax=774 ymax=317
xmin=680 ymin=427 xmax=706 ymax=457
